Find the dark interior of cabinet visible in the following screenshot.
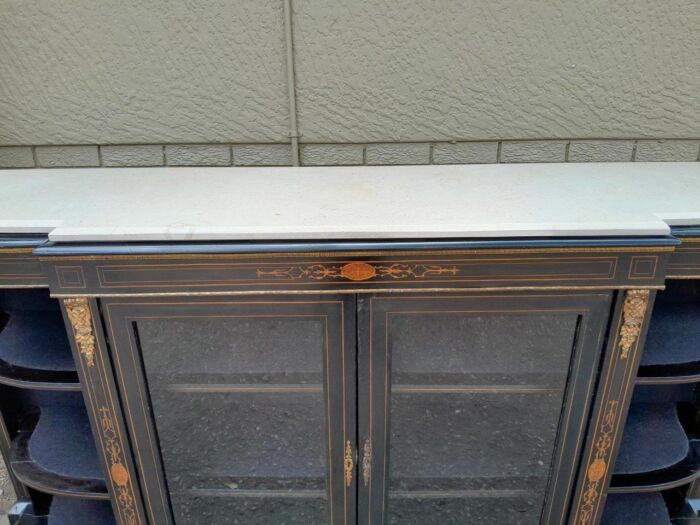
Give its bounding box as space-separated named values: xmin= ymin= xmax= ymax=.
xmin=0 ymin=290 xmax=77 ymax=387
xmin=0 ymin=289 xmax=114 ymax=524
xmin=380 ymin=308 xmax=580 ymax=525
xmin=640 ymin=281 xmax=700 ymax=379
xmin=133 ymin=308 xmax=338 ymax=525
xmin=603 ymin=280 xmax=700 ymax=525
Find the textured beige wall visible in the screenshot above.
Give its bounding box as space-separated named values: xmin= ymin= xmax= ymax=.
xmin=0 ymin=0 xmax=289 ymax=144
xmin=0 ymin=0 xmax=698 ymax=164
xmin=294 ymin=0 xmax=699 ymax=142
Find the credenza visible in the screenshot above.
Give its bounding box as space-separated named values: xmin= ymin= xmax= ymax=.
xmin=1 ymin=164 xmax=700 ymax=524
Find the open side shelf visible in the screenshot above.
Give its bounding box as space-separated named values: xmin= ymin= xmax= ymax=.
xmin=9 ymin=405 xmax=108 ymax=499
xmin=610 ymin=403 xmax=700 ymax=492
xmin=638 ymin=281 xmax=700 ymax=383
xmin=47 ymin=497 xmax=115 ymax=525
xmin=601 ymin=493 xmax=671 ymax=525
xmin=0 ymin=290 xmax=79 ymax=390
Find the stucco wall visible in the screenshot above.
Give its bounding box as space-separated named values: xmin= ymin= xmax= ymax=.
xmin=0 ymin=0 xmax=698 ymax=166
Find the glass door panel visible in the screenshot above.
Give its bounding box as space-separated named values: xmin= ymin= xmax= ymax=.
xmin=104 ymin=296 xmax=356 ymax=525
xmin=358 ymin=293 xmax=612 ymax=525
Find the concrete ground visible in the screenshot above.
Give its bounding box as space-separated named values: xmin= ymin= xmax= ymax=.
xmin=0 ymin=457 xmax=14 ymax=525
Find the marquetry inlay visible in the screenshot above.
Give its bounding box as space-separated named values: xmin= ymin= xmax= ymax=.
xmin=256 ymin=262 xmax=460 ymax=282
xmin=99 ymin=407 xmax=138 ymax=525
xmin=576 ymin=400 xmax=618 ymax=525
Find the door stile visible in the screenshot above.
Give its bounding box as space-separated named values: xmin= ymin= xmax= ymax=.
xmin=357 ymin=295 xmax=387 ymax=525
xmin=339 ymin=294 xmax=358 ymax=525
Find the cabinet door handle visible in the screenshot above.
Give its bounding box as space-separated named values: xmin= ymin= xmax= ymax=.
xmin=344 ymin=440 xmax=354 ymax=487
xmin=362 ymin=439 xmax=372 ymax=487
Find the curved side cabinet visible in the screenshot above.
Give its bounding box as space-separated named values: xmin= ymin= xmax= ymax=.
xmin=638 ymin=281 xmax=700 ymax=383
xmin=0 ymin=290 xmax=79 ymax=390
xmin=610 ymin=403 xmax=700 ymax=492
xmin=9 ymin=405 xmax=109 ymax=499
xmin=47 ymin=497 xmax=116 ymax=525
xmin=601 ymin=493 xmax=671 ymax=525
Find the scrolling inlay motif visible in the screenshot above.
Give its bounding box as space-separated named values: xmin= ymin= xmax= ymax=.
xmin=64 ymin=297 xmax=96 ymax=367
xmin=98 ymin=407 xmax=138 ymax=525
xmin=576 ymin=400 xmax=618 ymax=525
xmin=256 ymin=262 xmax=459 ymax=282
xmin=618 ymin=289 xmax=650 ymax=360
xmin=574 ymin=288 xmax=650 ymax=524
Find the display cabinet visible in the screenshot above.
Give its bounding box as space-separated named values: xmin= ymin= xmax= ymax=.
xmin=3 ymin=235 xmax=698 ymax=525
xmin=2 ymin=163 xmax=700 ymax=524
xmin=30 ymin=238 xmax=670 ymax=525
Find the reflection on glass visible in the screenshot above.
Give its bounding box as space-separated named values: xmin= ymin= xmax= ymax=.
xmin=137 ymin=317 xmax=328 ymax=525
xmin=387 ymin=313 xmax=578 ymax=525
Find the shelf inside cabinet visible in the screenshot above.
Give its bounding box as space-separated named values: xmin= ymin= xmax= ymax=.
xmin=638 ymin=282 xmax=700 ymax=383
xmin=610 ymin=403 xmax=700 ymax=492
xmin=0 ymin=290 xmax=78 ymax=390
xmin=47 ymin=497 xmax=115 ymax=525
xmin=601 ymin=493 xmax=671 ymax=525
xmin=10 ymin=405 xmax=108 ymax=499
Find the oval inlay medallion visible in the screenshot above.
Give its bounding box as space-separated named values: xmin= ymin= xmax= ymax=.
xmin=587 ymin=458 xmax=607 ymax=482
xmin=111 ymin=463 xmax=130 ymax=486
xmin=340 ymin=262 xmax=377 ymax=281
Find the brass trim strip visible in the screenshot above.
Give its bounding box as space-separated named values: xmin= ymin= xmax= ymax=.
xmin=0 ymin=284 xmax=48 ymax=289
xmin=0 ymin=248 xmax=35 ymax=254
xmin=38 ymin=245 xmax=675 ymax=262
xmin=50 ymin=285 xmax=666 ymax=299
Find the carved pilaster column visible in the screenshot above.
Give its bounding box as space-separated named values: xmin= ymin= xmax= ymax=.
xmin=570 ymin=289 xmax=652 ymax=525
xmin=63 ymin=297 xmax=146 ymax=525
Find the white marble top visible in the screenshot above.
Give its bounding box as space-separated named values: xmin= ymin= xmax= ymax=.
xmin=0 ymin=163 xmax=698 ymax=242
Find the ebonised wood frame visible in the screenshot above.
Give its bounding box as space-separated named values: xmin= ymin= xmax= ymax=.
xmin=60 ymin=297 xmax=148 ymax=525
xmin=41 ymin=245 xmax=671 ymax=297
xmin=568 ymin=289 xmax=656 ymax=525
xmin=357 ymin=292 xmax=613 ymax=525
xmin=35 ymin=240 xmax=675 ymax=525
xmin=100 ymin=295 xmax=356 ymax=525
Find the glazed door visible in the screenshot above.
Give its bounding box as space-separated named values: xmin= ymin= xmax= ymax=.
xmin=103 ymin=296 xmax=356 ymax=525
xmin=357 ymin=292 xmax=613 ymax=525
